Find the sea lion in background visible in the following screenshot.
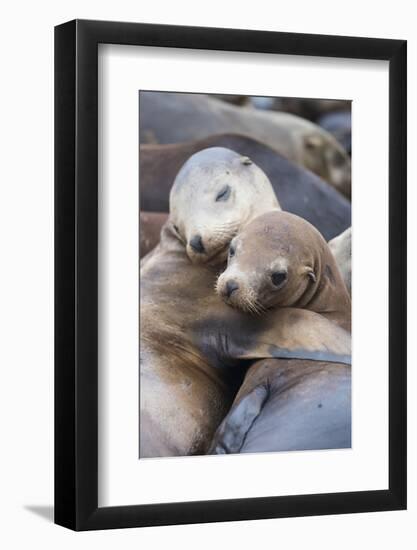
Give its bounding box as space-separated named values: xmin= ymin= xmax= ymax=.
xmin=318 ymin=111 xmax=352 ymax=156
xmin=140 ymin=211 xmax=168 ymax=259
xmin=211 ymin=94 xmax=251 ymax=106
xmin=210 ymin=211 xmax=351 ymax=454
xmin=139 ymin=92 xmax=351 ymax=197
xmin=140 ymin=134 xmax=351 ymax=240
xmin=140 ymin=148 xmax=351 ymax=458
xmin=329 ymin=227 xmax=352 ymax=295
xmin=256 ymin=97 xmax=351 ymax=122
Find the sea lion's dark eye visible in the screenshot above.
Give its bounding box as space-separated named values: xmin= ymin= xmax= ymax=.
xmin=229 ymin=245 xmax=235 ymax=258
xmin=271 ymin=271 xmax=287 ymax=287
xmin=215 ymin=185 xmax=231 ymax=202
xmin=173 ymin=224 xmax=179 ymax=233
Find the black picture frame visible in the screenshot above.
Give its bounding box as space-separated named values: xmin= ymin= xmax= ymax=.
xmin=55 ymin=19 xmax=407 ymax=531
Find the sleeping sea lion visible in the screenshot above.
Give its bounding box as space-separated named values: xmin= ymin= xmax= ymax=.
xmin=139 ymin=134 xmax=351 ymax=240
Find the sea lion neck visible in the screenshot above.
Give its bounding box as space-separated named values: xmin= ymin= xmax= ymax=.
xmin=295 ymin=239 xmax=351 ymax=330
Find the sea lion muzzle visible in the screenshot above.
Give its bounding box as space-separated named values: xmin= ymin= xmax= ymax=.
xmin=224 ymin=280 xmax=239 ymax=298
xmin=189 ymin=234 xmax=205 ymax=254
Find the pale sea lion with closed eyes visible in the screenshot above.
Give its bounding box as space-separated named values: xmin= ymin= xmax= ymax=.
xmin=140 ymin=148 xmax=351 ymax=457
xmin=139 ymin=134 xmax=351 ymax=241
xmin=210 ymin=211 xmax=351 ymax=454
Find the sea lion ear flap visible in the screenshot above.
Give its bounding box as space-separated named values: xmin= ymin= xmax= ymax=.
xmin=304 ymin=267 xmax=316 ymax=283
xmin=305 ymin=134 xmax=322 ymax=150
xmin=299 ymin=266 xmax=316 ymax=283
xmin=240 ymin=155 xmax=253 ymax=166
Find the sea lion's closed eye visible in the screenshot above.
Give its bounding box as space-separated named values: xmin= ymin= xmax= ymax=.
xmin=215 ymin=185 xmax=231 ymax=202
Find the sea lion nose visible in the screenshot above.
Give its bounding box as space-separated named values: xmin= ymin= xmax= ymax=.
xmin=189 ymin=234 xmax=205 ymax=254
xmin=225 ymin=280 xmax=239 ymax=298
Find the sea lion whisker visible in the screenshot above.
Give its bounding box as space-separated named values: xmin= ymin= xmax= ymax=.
xmin=242 ymin=295 xmax=260 ymax=316
xmin=242 ymin=290 xmax=266 ymax=317
xmin=251 ymin=302 xmax=264 ymax=316
xmin=254 ymin=299 xmax=267 ymax=315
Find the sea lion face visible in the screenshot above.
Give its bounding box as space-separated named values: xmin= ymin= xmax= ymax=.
xmin=169 ymin=147 xmax=280 ymax=264
xmin=216 ymin=211 xmax=319 ymax=313
xmin=303 ymin=133 xmax=351 ymax=198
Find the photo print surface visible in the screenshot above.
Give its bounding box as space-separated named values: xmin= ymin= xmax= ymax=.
xmin=139 ymin=91 xmax=352 ymax=459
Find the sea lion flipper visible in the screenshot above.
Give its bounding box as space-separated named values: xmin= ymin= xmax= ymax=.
xmin=237 ymin=345 xmax=352 ymax=366
xmin=208 ymin=384 xmax=269 ymax=454
xmin=227 ymin=309 xmax=351 ymax=365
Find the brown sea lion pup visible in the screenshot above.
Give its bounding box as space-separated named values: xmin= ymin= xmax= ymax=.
xmin=216 ymin=210 xmax=351 ymax=330
xmin=139 ymin=92 xmax=351 ymax=197
xmin=329 ymin=227 xmax=352 ymax=295
xmin=210 ymin=211 xmax=351 ymax=454
xmin=139 ymin=134 xmax=351 ymax=241
xmin=140 ymin=148 xmax=351 ymax=458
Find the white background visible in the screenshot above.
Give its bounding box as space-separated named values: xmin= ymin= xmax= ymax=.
xmin=99 ymin=46 xmax=389 ymax=506
xmin=0 ymin=1 xmax=415 ymax=548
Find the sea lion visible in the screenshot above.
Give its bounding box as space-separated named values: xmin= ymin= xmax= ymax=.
xmin=265 ymin=97 xmax=351 ymax=122
xmin=318 ymin=111 xmax=352 ymax=156
xmin=169 ymin=147 xmax=281 ymax=264
xmin=212 ymin=94 xmax=251 ymax=106
xmin=140 ymin=148 xmax=351 ymax=458
xmin=329 ymin=227 xmax=352 ymax=295
xmin=209 ymin=358 xmax=351 ymax=454
xmin=139 ymin=211 xmax=168 ymax=258
xmin=139 ymin=134 xmax=351 ymax=240
xmin=210 ymin=211 xmax=351 ymax=454
xmin=139 ymin=92 xmax=351 ymax=197
xmin=216 ymin=211 xmax=351 ymax=330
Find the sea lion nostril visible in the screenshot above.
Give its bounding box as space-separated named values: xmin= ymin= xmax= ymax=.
xmin=225 ymin=280 xmax=239 ymax=298
xmin=189 ymin=234 xmax=205 ymax=254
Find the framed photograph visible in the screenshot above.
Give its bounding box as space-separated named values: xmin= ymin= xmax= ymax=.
xmin=55 ymin=19 xmax=406 ymax=530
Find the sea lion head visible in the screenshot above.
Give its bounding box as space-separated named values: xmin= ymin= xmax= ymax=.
xmin=216 ymin=211 xmax=350 ymax=317
xmin=169 ymin=147 xmax=280 ymax=264
xmin=303 ymin=132 xmax=351 ymax=199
